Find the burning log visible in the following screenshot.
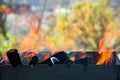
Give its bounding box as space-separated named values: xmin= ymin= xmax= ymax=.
xmin=68 ymin=50 xmax=120 ymax=65
xmin=68 ymin=51 xmax=83 ymax=62
xmin=6 ymin=49 xmax=22 ymax=67
xmin=20 ymin=52 xmax=36 ymax=65
xmin=0 ymin=49 xmax=119 ymax=66
xmin=37 ymin=52 xmax=52 ymax=63
xmin=68 ymin=51 xmax=87 ymax=66
xmin=29 ymin=56 xmax=38 ymax=68
xmin=40 ymin=51 xmax=69 ymax=66
xmin=68 ymin=51 xmax=91 ymax=64
xmin=68 ymin=51 xmax=91 ymax=70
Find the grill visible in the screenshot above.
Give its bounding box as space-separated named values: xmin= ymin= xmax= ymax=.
xmin=0 ymin=65 xmax=120 ymax=80
xmin=0 ymin=49 xmax=120 ymax=80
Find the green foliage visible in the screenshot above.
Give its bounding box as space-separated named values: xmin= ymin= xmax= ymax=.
xmin=68 ymin=1 xmax=115 ymax=50
xmin=46 ymin=13 xmax=75 ymax=50
xmin=46 ymin=0 xmax=119 ymax=50
xmin=0 ymin=33 xmax=15 ymax=54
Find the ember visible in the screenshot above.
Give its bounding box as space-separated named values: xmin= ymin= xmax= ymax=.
xmin=20 ymin=52 xmax=36 ymax=65
xmin=37 ymin=52 xmax=52 ymax=63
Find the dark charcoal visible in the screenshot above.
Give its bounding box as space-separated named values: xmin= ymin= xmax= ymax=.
xmin=75 ymin=57 xmax=90 ymax=65
xmin=6 ymin=49 xmax=22 ymax=67
xmin=40 ymin=51 xmax=69 ymax=66
xmin=29 ymin=56 xmax=38 ymax=66
xmin=75 ymin=57 xmax=91 ymax=71
xmin=85 ymin=51 xmax=100 ymax=64
xmin=111 ymin=51 xmax=120 ymax=65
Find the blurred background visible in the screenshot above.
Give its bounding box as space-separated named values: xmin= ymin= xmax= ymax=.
xmin=0 ymin=0 xmax=120 ymax=54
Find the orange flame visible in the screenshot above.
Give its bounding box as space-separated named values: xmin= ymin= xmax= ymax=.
xmin=97 ymin=30 xmax=120 ymax=65
xmin=79 ymin=53 xmax=87 ymax=59
xmin=41 ymin=53 xmax=52 ymax=62
xmin=96 ymin=48 xmax=114 ymax=65
xmin=70 ymin=56 xmax=76 ymax=62
xmin=18 ymin=13 xmax=76 ymax=53
xmin=69 ymin=53 xmax=87 ymax=62
xmin=19 ymin=16 xmax=49 ymax=52
xmin=2 ymin=53 xmax=7 ymax=59
xmin=69 ymin=51 xmax=87 ymax=62
xmin=1 ymin=53 xmax=9 ymax=64
xmin=23 ymin=52 xmax=36 ymax=60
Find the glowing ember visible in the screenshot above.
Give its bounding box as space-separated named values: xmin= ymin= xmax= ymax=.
xmin=69 ymin=56 xmax=76 ymax=62
xmin=79 ymin=53 xmax=87 ymax=59
xmin=69 ymin=51 xmax=87 ymax=62
xmin=23 ymin=52 xmax=36 ymax=61
xmin=41 ymin=53 xmax=52 ymax=62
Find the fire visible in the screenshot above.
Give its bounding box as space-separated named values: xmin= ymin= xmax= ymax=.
xmin=70 ymin=56 xmax=76 ymax=62
xmin=17 ymin=7 xmax=119 ymax=65
xmin=69 ymin=53 xmax=87 ymax=62
xmin=18 ymin=15 xmax=75 ymax=53
xmin=97 ymin=30 xmax=120 ymax=65
xmin=1 ymin=53 xmax=9 ymax=65
xmin=23 ymin=52 xmax=36 ymax=60
xmin=79 ymin=53 xmax=87 ymax=59
xmin=19 ymin=16 xmax=49 ymax=52
xmin=69 ymin=51 xmax=87 ymax=62
xmin=41 ymin=53 xmax=52 ymax=62
xmin=96 ymin=48 xmax=114 ymax=65
xmin=2 ymin=53 xmax=7 ymax=59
